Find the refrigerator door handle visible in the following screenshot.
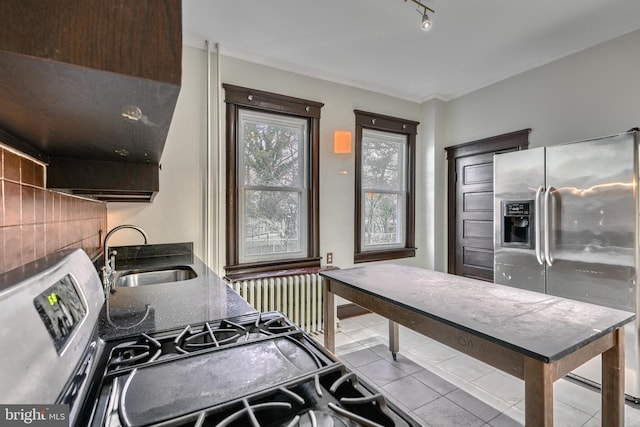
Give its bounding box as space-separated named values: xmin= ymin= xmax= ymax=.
xmin=544 ymin=185 xmax=553 ymax=266
xmin=535 ymin=186 xmax=545 ymax=265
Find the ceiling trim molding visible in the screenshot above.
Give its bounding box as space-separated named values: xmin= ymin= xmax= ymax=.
xmin=183 ymin=37 xmax=426 ymax=104
xmin=184 ymin=22 xmax=640 ymax=105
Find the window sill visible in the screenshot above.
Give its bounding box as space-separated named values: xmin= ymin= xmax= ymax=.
xmin=225 ymin=264 xmax=339 ymax=283
xmin=354 ymin=247 xmax=416 ymax=263
xmin=224 ymin=257 xmax=322 ymax=281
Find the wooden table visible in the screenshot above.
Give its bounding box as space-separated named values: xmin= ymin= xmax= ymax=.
xmin=321 ymin=264 xmax=635 ymax=427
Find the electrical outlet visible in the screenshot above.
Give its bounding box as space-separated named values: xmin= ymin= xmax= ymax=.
xmin=326 ymin=252 xmax=333 ymax=264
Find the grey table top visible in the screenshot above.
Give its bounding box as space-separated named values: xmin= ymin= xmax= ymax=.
xmin=321 ymin=264 xmax=635 ymax=362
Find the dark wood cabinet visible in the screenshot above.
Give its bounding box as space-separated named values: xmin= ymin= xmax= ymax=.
xmin=0 ymin=0 xmax=181 ymax=85
xmin=0 ymin=0 xmax=182 ymax=202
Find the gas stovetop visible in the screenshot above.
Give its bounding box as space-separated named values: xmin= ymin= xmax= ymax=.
xmin=89 ymin=312 xmax=419 ymax=427
xmin=104 ymin=312 xmax=302 ymax=372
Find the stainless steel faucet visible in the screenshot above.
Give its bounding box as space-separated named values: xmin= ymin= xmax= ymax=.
xmin=102 ymin=224 xmax=149 ymax=294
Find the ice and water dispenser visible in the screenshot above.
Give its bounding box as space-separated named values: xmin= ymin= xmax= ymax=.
xmin=501 ymin=201 xmax=534 ymax=248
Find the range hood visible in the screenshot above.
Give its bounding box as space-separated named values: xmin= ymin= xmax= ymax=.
xmin=0 ymin=0 xmax=182 ymax=202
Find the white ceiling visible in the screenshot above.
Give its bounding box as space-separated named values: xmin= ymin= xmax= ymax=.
xmin=182 ymin=0 xmax=640 ymax=103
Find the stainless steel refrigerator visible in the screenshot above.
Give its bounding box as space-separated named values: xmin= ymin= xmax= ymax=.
xmin=493 ymin=129 xmax=640 ymax=401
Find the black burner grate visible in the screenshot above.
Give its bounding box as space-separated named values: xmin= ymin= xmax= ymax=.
xmin=174 ymin=313 xmax=298 ymax=353
xmin=106 ymin=333 xmax=161 ymax=370
xmin=105 ymin=313 xmax=301 ymax=373
xmin=151 ymin=366 xmax=411 ymax=427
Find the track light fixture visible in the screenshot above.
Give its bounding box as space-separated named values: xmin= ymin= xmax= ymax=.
xmin=404 ymin=0 xmax=434 ymax=31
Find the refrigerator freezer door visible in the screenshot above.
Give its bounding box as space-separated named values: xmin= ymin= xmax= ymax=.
xmin=493 ymin=147 xmax=546 ymax=292
xmin=544 ymin=133 xmax=636 ymax=312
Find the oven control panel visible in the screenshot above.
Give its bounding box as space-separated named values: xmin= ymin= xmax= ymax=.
xmin=0 ymin=248 xmax=104 ymax=411
xmin=33 ymin=274 xmax=87 ymax=352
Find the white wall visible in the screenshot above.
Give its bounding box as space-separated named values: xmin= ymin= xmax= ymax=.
xmin=443 ymin=30 xmax=640 ymax=149
xmin=108 ymin=47 xmax=428 ymax=274
xmin=108 ymin=28 xmax=640 ymax=276
xmin=420 ymin=99 xmax=447 ymax=272
xmin=435 ymin=29 xmax=640 ymax=269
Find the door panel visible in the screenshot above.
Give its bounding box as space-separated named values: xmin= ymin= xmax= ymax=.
xmin=464 ymin=163 xmax=493 ymax=184
xmin=463 ymin=191 xmax=493 ymax=211
xmin=463 ymin=247 xmax=494 ymax=273
xmin=464 ymin=220 xmax=493 ymax=240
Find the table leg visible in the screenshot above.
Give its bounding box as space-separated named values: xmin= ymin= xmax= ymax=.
xmin=389 ymin=320 xmax=399 ymax=361
xmin=524 ymin=357 xmax=554 ymax=426
xmin=323 ymin=280 xmax=335 ymax=354
xmin=601 ymin=328 xmax=624 ymax=427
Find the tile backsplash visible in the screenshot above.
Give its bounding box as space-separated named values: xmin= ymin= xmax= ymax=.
xmin=0 ymin=145 xmax=107 ymax=274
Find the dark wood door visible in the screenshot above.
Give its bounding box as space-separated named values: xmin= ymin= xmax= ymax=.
xmin=454 ymin=152 xmax=495 ymax=280
xmin=446 ymin=129 xmax=530 ymax=282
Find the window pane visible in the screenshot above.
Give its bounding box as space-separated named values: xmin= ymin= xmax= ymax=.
xmin=242 ymin=189 xmax=303 ymax=259
xmin=362 ymin=130 xmax=406 ymax=191
xmin=240 ymin=110 xmax=306 ymax=187
xmin=363 ymin=192 xmax=405 ymax=246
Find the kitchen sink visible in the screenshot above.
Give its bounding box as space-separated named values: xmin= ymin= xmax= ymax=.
xmin=115 ymin=266 xmax=197 ymax=287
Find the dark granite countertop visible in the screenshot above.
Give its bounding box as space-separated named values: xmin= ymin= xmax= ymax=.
xmin=98 ymin=243 xmax=256 ymax=341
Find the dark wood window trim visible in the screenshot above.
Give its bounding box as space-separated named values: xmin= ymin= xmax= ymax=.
xmin=223 ymin=84 xmax=324 ymax=279
xmin=224 ymin=265 xmax=340 ymax=284
xmin=354 ymin=110 xmax=419 ymax=263
xmin=445 ymin=128 xmax=531 ymax=276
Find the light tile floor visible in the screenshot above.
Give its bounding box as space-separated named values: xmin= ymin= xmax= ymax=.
xmin=311 ymin=313 xmax=640 ymax=427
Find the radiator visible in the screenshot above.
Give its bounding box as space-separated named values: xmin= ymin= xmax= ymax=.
xmin=230 ymin=273 xmax=324 ymax=334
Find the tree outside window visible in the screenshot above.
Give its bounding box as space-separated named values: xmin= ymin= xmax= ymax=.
xmin=362 ymin=130 xmax=406 ymax=248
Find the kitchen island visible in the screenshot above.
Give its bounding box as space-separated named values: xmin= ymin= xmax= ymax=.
xmin=98 ymin=243 xmax=255 ymax=340
xmin=320 ymin=264 xmax=635 ymax=427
